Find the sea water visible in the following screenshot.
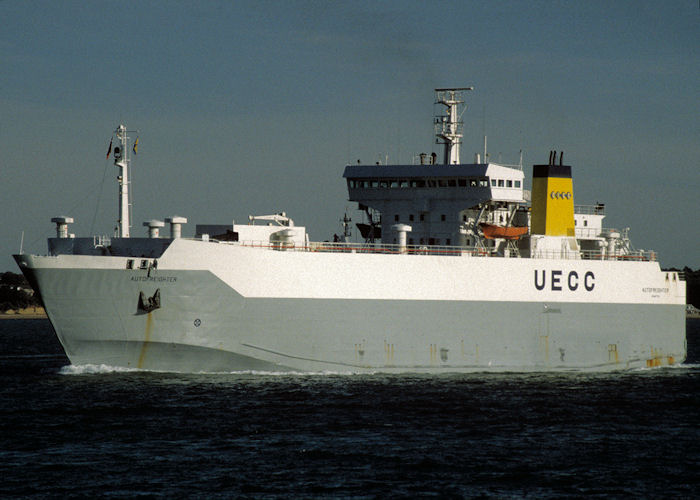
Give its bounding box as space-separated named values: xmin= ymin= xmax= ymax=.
xmin=1 ymin=319 xmax=698 ymax=498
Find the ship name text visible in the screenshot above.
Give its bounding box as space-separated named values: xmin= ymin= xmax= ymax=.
xmin=534 ymin=270 xmax=594 ymax=292
xmin=130 ymin=276 xmax=177 ymax=283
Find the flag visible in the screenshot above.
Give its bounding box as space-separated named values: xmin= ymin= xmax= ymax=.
xmin=133 ymin=137 xmax=139 ymax=155
xmin=106 ymin=138 xmax=113 ymax=159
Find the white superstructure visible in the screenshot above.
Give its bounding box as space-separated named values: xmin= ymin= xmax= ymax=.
xmin=14 ymin=91 xmax=686 ymax=373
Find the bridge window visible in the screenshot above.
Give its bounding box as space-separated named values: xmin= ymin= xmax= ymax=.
xmin=491 ymin=179 xmax=497 ymax=187
xmin=448 ymin=179 xmax=457 ymax=187
xmin=409 ymin=214 xmax=414 ymax=221
xmin=394 ymin=214 xmax=399 ymax=222
xmin=498 ymin=179 xmax=504 ymax=187
xmin=507 ymin=180 xmax=513 ymax=187
xmin=438 ymin=180 xmax=447 ymax=187
xmin=458 ymin=178 xmax=467 ymax=187
xmin=470 ymin=179 xmax=477 ymax=187
xmin=515 ymin=180 xmax=521 ymax=188
xmin=480 ymin=179 xmax=488 ymax=187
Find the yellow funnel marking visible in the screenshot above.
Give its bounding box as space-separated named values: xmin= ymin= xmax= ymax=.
xmin=531 ymin=164 xmax=575 ymax=236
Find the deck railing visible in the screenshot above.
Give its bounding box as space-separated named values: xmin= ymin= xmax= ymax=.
xmin=225 ymin=239 xmax=657 ymax=261
xmin=574 ymin=204 xmax=606 ymax=215
xmin=237 ymin=240 xmax=483 ymax=256
xmin=93 ymin=235 xmax=111 ymax=248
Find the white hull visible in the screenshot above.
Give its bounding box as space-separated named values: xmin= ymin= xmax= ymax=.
xmin=15 ymin=239 xmax=687 ymax=372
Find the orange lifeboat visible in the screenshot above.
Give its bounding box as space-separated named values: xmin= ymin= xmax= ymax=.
xmin=479 ymin=223 xmax=528 ymax=240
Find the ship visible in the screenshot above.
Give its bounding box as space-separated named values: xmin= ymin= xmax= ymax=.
xmin=14 ymin=88 xmax=686 ymax=372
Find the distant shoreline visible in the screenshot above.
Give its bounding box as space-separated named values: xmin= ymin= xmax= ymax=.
xmin=0 ymin=307 xmax=47 ymax=320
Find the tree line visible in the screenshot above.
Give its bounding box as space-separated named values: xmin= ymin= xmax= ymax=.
xmin=0 ymin=272 xmax=41 ymax=313
xmin=676 ymin=267 xmax=700 ymax=309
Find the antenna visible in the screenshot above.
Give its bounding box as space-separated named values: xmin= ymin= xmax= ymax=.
xmin=482 ymin=105 xmax=487 ymax=163
xmin=434 ymin=87 xmax=473 ymax=165
xmin=112 ymin=124 xmax=138 ymax=238
xmin=341 ymin=212 xmax=352 ymax=242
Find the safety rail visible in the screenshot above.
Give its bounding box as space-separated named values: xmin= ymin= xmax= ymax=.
xmin=205 ymin=239 xmax=657 ymax=261
xmin=574 ymin=204 xmax=606 ymax=215
xmin=574 ymin=227 xmax=603 ymax=239
xmin=572 ymin=249 xmax=655 ymax=261
xmin=601 ymin=227 xmax=630 ymax=238
xmin=575 ymin=226 xmax=634 ymax=240
xmin=93 ymin=235 xmax=111 ymax=248
xmin=238 ymin=240 xmax=489 ymax=257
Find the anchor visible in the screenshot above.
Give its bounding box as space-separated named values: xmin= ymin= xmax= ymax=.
xmin=138 ymin=288 xmax=161 ymax=313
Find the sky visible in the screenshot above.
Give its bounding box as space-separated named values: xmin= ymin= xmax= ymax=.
xmin=1 ymin=0 xmax=698 ymax=271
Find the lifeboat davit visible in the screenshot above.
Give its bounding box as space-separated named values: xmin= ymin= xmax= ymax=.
xmin=479 ymin=223 xmax=528 ymax=240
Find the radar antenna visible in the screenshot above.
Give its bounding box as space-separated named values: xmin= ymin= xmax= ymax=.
xmin=112 ymin=124 xmax=137 ymax=238
xmin=434 ymin=87 xmax=473 ymax=165
xmin=341 ymin=212 xmax=352 ymax=242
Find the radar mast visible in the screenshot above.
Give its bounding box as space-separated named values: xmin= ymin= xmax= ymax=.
xmin=434 ymin=87 xmax=473 ymax=165
xmin=112 ymin=124 xmax=135 ymax=238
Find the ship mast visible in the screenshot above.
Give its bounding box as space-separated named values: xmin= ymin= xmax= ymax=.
xmin=113 ymin=124 xmax=133 ymax=238
xmin=434 ymin=87 xmax=473 ymax=165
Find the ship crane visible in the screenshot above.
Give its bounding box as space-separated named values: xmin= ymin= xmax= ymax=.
xmin=248 ymin=212 xmax=294 ymax=226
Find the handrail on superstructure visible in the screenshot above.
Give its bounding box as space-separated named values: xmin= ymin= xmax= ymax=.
xmin=574 ymin=204 xmax=606 ymax=215
xmin=190 ymin=238 xmax=656 ymax=261
xmin=92 ymin=235 xmax=112 ymax=248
